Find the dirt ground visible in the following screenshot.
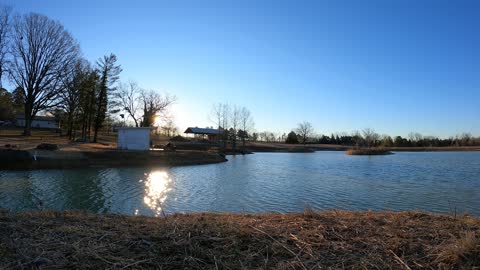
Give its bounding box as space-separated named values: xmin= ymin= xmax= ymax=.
xmin=0 ymin=128 xmax=172 ymax=152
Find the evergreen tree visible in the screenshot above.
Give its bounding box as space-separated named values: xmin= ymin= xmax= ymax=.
xmin=11 ymin=87 xmax=25 ymax=114
xmin=330 ymin=134 xmax=336 ymax=144
xmin=285 ymin=131 xmax=299 ymax=144
xmin=0 ymin=88 xmax=13 ymax=120
xmin=93 ymin=54 xmax=121 ymax=142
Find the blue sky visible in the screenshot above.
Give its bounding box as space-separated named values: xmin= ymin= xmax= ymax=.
xmin=3 ymin=0 xmax=480 ymax=137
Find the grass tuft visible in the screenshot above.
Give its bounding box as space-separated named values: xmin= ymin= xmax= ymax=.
xmin=435 ymin=231 xmax=480 ymax=268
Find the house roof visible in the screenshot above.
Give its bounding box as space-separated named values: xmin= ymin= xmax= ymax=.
xmin=184 ymin=127 xmax=220 ymax=135
xmin=15 ymin=114 xmax=58 ymax=122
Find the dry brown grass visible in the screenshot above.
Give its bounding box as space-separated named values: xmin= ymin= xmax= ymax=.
xmin=0 ymin=210 xmax=478 ymax=269
xmin=434 ymin=231 xmax=480 ymax=268
xmin=0 ymin=128 xmax=70 ymax=150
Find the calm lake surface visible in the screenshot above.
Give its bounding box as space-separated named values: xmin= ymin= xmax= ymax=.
xmin=1 ymin=151 xmax=480 ymax=216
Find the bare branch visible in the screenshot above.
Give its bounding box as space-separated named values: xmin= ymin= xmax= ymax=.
xmin=140 ymin=89 xmax=175 ymax=127
xmin=7 ymin=13 xmax=79 ymax=135
xmin=0 ymin=6 xmax=12 ymax=89
xmin=296 ymin=121 xmax=314 ymax=145
xmin=114 ymin=81 xmax=142 ymax=127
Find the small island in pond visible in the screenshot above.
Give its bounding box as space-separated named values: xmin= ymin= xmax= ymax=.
xmin=346 ymin=148 xmax=394 ymax=156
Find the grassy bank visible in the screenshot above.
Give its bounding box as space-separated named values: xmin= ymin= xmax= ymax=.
xmin=0 ymin=210 xmax=478 ymax=269
xmin=387 ymin=146 xmax=480 ymax=152
xmin=0 ymin=149 xmax=226 ymax=170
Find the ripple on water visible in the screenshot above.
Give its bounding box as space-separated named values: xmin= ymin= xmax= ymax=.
xmin=0 ymin=151 xmax=479 ymax=215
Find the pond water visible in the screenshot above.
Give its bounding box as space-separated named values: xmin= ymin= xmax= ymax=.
xmin=1 ymin=151 xmax=479 ymax=216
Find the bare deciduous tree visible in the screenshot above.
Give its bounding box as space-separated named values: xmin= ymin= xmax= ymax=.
xmin=230 ymin=105 xmax=240 ymax=151
xmin=238 ymin=106 xmax=254 ymax=152
xmin=362 ymin=128 xmax=379 ymax=148
xmin=160 ymin=117 xmax=178 ymax=137
xmin=140 ymin=90 xmax=175 ymax=127
xmin=211 ymin=103 xmax=223 ymax=130
xmin=8 ymin=13 xmax=79 ymax=135
xmin=296 ymin=121 xmax=314 ymax=145
xmin=408 ymin=132 xmax=423 ymax=146
xmin=115 ymin=81 xmax=141 ymax=127
xmin=59 ymin=59 xmax=90 ymax=138
xmin=210 ymin=103 xmax=230 ymax=148
xmin=0 ymin=6 xmax=11 ymax=89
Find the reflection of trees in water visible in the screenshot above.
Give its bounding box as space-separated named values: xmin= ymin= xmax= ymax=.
xmin=142 ymin=171 xmax=172 ymax=216
xmin=0 ymin=171 xmax=38 ymax=210
xmin=5 ymin=168 xmax=173 ymax=215
xmin=28 ymin=168 xmax=130 ymax=213
xmin=210 ymin=156 xmax=251 ymax=211
xmin=55 ymin=169 xmax=109 ymax=212
xmin=29 ymin=170 xmax=87 ymax=211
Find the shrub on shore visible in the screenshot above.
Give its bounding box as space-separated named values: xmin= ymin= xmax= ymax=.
xmin=170 ymin=135 xmax=188 ymax=142
xmin=36 ymin=143 xmax=58 ymax=150
xmin=285 ymin=131 xmax=299 ymax=144
xmin=346 ymin=148 xmax=393 ymax=155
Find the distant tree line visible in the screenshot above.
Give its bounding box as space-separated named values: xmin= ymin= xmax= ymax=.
xmin=285 ymin=125 xmax=480 ymax=147
xmin=0 ymin=7 xmax=174 ymax=141
xmin=208 ymin=113 xmax=478 ymax=149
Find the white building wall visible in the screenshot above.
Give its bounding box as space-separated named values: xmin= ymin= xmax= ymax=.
xmin=15 ymin=119 xmax=59 ymax=129
xmin=117 ymin=128 xmax=151 ymax=150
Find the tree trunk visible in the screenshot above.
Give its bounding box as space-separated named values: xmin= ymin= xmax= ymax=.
xmin=223 ymin=132 xmax=228 ymax=150
xmin=87 ymin=88 xmax=96 ymax=141
xmin=93 ymin=125 xmax=99 ymax=142
xmin=23 ymin=103 xmax=32 ymax=136
xmin=23 ymin=115 xmax=32 ymax=136
xmin=67 ymin=112 xmax=73 ymax=139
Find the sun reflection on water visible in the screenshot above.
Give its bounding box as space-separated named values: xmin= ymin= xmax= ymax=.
xmin=142 ymin=171 xmax=172 ymax=216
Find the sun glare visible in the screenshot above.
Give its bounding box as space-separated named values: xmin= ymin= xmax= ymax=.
xmin=153 ymin=115 xmax=163 ymax=127
xmin=142 ymin=171 xmax=172 ymax=216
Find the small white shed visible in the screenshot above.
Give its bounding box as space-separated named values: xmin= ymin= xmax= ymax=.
xmin=117 ymin=127 xmax=151 ymax=150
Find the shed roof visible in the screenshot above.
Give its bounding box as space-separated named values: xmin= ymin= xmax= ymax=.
xmin=184 ymin=127 xmax=220 ymax=135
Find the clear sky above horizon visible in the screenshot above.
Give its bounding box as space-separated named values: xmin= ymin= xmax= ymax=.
xmin=3 ymin=0 xmax=479 ymax=138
